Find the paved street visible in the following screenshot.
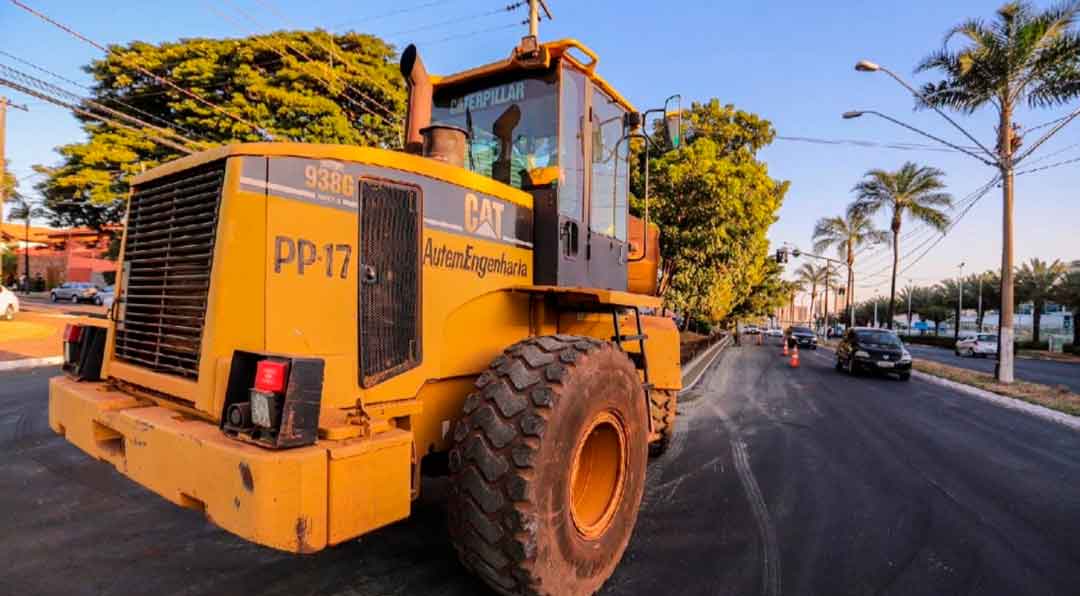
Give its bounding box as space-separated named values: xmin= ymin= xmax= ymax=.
xmin=3 ymin=340 xmax=1079 ymax=595
xmin=904 ymin=343 xmax=1080 ymax=393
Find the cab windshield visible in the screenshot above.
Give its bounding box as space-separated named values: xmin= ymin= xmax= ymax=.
xmin=431 ymin=70 xmax=558 ymax=189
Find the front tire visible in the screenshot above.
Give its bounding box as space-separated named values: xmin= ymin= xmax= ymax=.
xmin=899 ymin=372 xmax=911 ymax=381
xmin=71 ymin=295 xmax=79 ymax=304
xmin=50 ymin=293 xmax=57 ymax=302
xmin=448 ymin=336 xmax=648 ymax=596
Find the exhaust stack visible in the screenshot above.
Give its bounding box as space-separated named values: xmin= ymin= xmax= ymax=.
xmin=400 ymin=44 xmax=432 ymax=155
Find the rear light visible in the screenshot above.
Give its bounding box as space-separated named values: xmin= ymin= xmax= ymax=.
xmin=64 ymin=324 xmax=83 ymax=343
xmin=254 ymin=360 xmax=288 ymax=393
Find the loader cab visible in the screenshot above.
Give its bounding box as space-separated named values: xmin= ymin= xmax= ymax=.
xmin=422 ymin=39 xmax=636 ymax=291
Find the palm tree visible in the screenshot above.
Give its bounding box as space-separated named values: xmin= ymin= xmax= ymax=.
xmin=917 ymin=1 xmax=1080 ymax=379
xmin=1054 ymin=270 xmax=1080 ymax=348
xmin=813 ymin=210 xmax=888 ymax=326
xmin=7 ymin=195 xmax=46 ymax=294
xmin=1016 ymin=258 xmax=1067 ymax=344
xmin=784 ymin=280 xmax=805 ymax=325
xmin=795 ymin=263 xmax=825 ymax=324
xmin=849 ymin=162 xmax=953 ymax=329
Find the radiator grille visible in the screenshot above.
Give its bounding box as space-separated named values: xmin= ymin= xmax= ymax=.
xmin=359 ymin=180 xmax=421 ymax=387
xmin=114 ymin=161 xmax=225 ymax=380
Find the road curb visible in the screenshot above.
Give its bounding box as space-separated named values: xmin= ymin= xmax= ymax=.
xmin=681 ymin=334 xmax=732 ymax=391
xmin=912 ymin=370 xmax=1080 ymax=432
xmin=0 ymin=356 xmax=63 ymax=372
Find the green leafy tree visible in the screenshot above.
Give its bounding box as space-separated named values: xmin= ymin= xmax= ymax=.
xmin=917 ymin=1 xmax=1080 ymax=377
xmin=1054 ymin=270 xmax=1080 ymax=346
xmin=639 ymin=100 xmax=788 ymax=325
xmin=1016 ymin=257 xmax=1067 ymax=343
xmin=37 ymin=30 xmax=405 ymax=229
xmin=849 ymin=162 xmax=953 ymax=329
xmin=812 ymin=210 xmax=887 ymax=320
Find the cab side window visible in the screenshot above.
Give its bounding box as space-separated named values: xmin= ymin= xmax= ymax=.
xmin=589 ymin=88 xmax=628 ymax=240
xmin=558 ymin=65 xmax=586 ymax=221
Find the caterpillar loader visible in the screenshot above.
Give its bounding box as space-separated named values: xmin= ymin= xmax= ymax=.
xmin=49 ymin=29 xmax=684 ymax=595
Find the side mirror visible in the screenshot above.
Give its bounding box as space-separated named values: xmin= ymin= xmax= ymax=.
xmin=624 ymin=111 xmax=643 ymax=129
xmin=662 ymin=95 xmax=682 ymax=149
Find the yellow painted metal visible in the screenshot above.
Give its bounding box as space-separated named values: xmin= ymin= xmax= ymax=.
xmin=327 ymin=429 xmax=412 ymax=545
xmin=569 ymin=410 xmax=627 ymax=539
xmin=131 ymin=143 xmax=532 ymax=210
xmin=559 ymin=312 xmax=682 ymax=391
xmin=49 ymin=375 xmax=330 ymax=553
xmin=514 ymin=285 xmax=663 ymax=310
xmin=431 ymin=38 xmax=637 ymax=115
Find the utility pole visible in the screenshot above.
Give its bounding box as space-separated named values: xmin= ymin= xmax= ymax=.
xmin=977 ymin=274 xmax=984 ymax=332
xmin=527 ymin=0 xmax=553 ymax=38
xmin=956 ymin=261 xmax=965 ymax=340
xmin=1 ymin=97 xmax=29 ymax=225
xmin=907 ymin=283 xmax=913 ymax=335
xmin=823 ymin=262 xmax=830 ymax=336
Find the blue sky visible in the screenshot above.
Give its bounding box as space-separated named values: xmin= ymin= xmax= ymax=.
xmin=1 ymin=0 xmax=1076 ymax=300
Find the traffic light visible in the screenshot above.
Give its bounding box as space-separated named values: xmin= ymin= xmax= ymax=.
xmin=775 ymin=249 xmax=788 ymax=263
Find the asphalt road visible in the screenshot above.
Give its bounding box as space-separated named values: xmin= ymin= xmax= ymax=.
xmin=904 ymin=343 xmax=1080 ymax=393
xmin=3 ymin=341 xmax=1079 ymax=596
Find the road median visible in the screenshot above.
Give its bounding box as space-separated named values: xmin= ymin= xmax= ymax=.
xmin=912 ymin=359 xmax=1080 ymax=420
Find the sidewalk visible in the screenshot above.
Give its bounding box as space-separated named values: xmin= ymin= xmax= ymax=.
xmin=0 ymin=310 xmax=72 ymax=368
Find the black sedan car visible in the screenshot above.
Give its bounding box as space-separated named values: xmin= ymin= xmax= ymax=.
xmin=785 ymin=326 xmax=818 ymax=349
xmin=835 ymin=327 xmax=912 ymax=380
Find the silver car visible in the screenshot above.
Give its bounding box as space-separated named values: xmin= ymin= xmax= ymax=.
xmin=955 ymin=333 xmax=998 ymax=358
xmin=50 ymin=282 xmax=102 ymax=304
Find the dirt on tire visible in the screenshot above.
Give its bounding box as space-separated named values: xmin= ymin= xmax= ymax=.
xmin=447 ymin=335 xmax=649 ymax=596
xmin=648 ymin=389 xmax=677 ymax=457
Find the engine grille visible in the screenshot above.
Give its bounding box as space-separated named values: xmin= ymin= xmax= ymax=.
xmin=359 ymin=179 xmax=421 ymax=387
xmin=114 ymin=161 xmax=225 ymax=380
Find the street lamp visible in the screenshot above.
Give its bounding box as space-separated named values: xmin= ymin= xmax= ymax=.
xmin=846 ymin=58 xmax=1047 ymax=384
xmin=957 ymin=262 xmax=965 ymax=340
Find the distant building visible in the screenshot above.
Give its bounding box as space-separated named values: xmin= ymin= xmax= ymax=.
xmin=1 ymin=224 xmax=118 ymax=287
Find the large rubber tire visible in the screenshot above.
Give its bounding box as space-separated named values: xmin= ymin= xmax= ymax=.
xmin=447 ymin=335 xmax=649 ymax=596
xmin=648 ymin=389 xmax=678 ymax=457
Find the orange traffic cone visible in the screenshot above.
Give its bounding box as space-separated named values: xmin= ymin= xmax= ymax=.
xmin=782 ymin=341 xmax=789 ymax=357
xmin=790 ymin=345 xmax=800 ymax=368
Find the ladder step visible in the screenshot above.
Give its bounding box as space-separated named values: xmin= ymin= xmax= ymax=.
xmin=612 ymin=334 xmax=648 ymax=342
xmin=628 ymin=352 xmax=646 ymax=369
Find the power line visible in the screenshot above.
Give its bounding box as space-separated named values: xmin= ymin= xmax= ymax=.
xmin=775 ymin=135 xmax=971 ymax=154
xmin=383 ymin=2 xmax=525 ymax=38
xmin=10 ymin=0 xmax=275 ymax=140
xmin=0 ymin=63 xmax=201 ymax=149
xmin=331 ymin=0 xmax=466 ymax=30
xmin=1015 ymin=154 xmax=1080 ymax=176
xmin=414 ymin=21 xmax=523 ymax=46
xmin=0 ymin=76 xmax=194 ymax=153
xmin=0 ymin=48 xmax=200 ymax=138
xmin=228 ymin=0 xmax=400 ymax=123
xmin=208 ymin=2 xmax=399 ymax=127
xmin=854 ymin=176 xmax=999 ymax=287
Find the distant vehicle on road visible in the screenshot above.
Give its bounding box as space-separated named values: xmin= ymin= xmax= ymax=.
xmin=955 ymin=333 xmax=998 ymax=358
xmin=0 ymin=284 xmax=20 ymax=320
xmin=95 ymin=285 xmax=115 ymax=308
xmin=744 ymin=325 xmax=761 ymax=335
xmin=786 ymin=326 xmax=818 ymax=349
xmin=50 ymin=282 xmax=109 ymax=305
xmin=765 ymin=328 xmax=783 ymax=338
xmin=835 ymin=327 xmax=912 ymax=381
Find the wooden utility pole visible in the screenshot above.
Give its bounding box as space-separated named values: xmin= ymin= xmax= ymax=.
xmin=0 ymin=96 xmax=30 ymax=225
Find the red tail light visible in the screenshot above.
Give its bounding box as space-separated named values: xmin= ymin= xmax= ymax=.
xmin=64 ymin=324 xmax=83 ymax=343
xmin=254 ymin=360 xmax=288 ymax=393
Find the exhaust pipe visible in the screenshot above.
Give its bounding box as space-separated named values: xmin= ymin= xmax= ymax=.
xmin=400 ymin=44 xmax=432 ymax=155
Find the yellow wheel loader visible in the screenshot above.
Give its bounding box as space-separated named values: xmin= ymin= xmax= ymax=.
xmin=49 ymin=33 xmax=683 ymax=595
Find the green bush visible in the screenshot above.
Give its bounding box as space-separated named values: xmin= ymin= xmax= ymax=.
xmin=1016 ymin=340 xmax=1049 ymax=351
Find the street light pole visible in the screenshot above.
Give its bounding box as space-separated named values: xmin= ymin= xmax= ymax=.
xmin=957 ymin=262 xmax=965 ymax=340
xmin=978 ymin=274 xmax=984 ymax=332
xmin=847 ymin=61 xmax=1030 ymax=383
xmin=907 ymin=283 xmax=913 ymax=336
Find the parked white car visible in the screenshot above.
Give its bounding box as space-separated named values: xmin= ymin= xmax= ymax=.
xmin=1 ymin=284 xmax=20 ymax=321
xmin=765 ymin=328 xmax=783 ymax=337
xmin=955 ymin=333 xmax=998 ymax=358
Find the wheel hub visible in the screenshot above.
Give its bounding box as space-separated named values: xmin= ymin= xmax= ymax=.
xmin=569 ymin=411 xmax=627 ymax=539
